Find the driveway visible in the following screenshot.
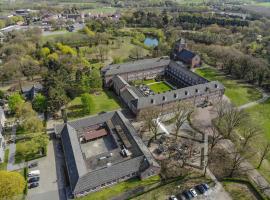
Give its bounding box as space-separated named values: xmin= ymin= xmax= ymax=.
xmin=27 ymin=140 xmax=66 ymax=200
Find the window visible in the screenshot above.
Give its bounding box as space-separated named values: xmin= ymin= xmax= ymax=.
xmin=214 ymin=84 xmax=218 ymax=88
xmin=185 ymin=91 xmax=188 ymax=95
xmin=174 ymin=93 xmax=177 ymax=98
xmin=195 ymin=89 xmax=198 ymax=93
xmin=151 ymin=99 xmax=154 ymax=104
xmin=162 ymin=96 xmax=166 ymax=101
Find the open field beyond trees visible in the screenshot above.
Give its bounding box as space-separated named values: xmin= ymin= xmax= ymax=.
xmin=195 ymin=67 xmax=262 ymax=106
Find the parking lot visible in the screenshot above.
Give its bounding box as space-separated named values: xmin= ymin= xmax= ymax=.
xmin=27 ymin=140 xmax=66 ymax=200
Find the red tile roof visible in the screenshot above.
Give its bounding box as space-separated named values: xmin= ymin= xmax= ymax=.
xmin=83 ymin=128 xmax=107 ymax=141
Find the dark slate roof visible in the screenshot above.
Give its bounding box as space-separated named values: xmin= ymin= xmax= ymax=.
xmin=74 ymin=156 xmax=145 ymax=193
xmin=112 ymin=75 xmax=128 ymax=90
xmin=61 ymin=124 xmax=87 ymax=191
xmin=135 ymin=81 xmax=224 ymax=109
xmin=120 ymin=86 xmax=139 ymax=104
xmin=21 ymin=83 xmax=43 ymax=100
xmin=176 ymin=49 xmax=196 ymax=64
xmin=102 ymin=57 xmax=170 ymax=76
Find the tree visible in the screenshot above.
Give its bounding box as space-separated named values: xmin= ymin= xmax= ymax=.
xmin=32 ymin=94 xmax=47 ymax=113
xmin=130 ymin=46 xmax=144 ymax=60
xmin=141 ymin=108 xmax=162 ymax=140
xmin=8 ymin=93 xmax=24 ymax=114
xmin=173 ymin=102 xmax=193 ymax=139
xmin=0 ymin=90 xmax=4 ymax=99
xmin=89 ymin=69 xmax=102 ymax=91
xmin=257 ymin=142 xmax=270 ymax=169
xmin=81 ymin=93 xmax=94 ymax=115
xmin=20 ymin=55 xmax=40 ymax=80
xmin=208 ymin=126 xmax=224 ymax=154
xmin=0 ymin=171 xmax=26 ymax=200
xmin=241 ymin=125 xmax=260 ymax=148
xmin=220 ymin=105 xmax=246 ymax=138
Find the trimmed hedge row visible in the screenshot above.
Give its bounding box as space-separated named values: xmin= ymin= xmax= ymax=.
xmin=221 ymin=178 xmax=269 ymax=200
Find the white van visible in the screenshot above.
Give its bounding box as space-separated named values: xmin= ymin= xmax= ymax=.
xmin=28 ymin=170 xmax=40 ymax=177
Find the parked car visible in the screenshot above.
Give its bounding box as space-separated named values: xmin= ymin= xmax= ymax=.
xmin=28 ymin=170 xmax=40 ymax=177
xmin=28 ymin=176 xmax=40 ymax=183
xmin=195 ymin=184 xmax=206 ymax=194
xmin=201 ymin=183 xmax=210 ymax=191
xmin=189 ymin=188 xmax=198 ymax=197
xmin=182 ymin=190 xmax=193 ymax=200
xmin=28 ymin=182 xmax=39 ymax=189
xmin=28 ymin=162 xmax=38 ymax=168
xmin=169 ymin=195 xmax=178 ymax=200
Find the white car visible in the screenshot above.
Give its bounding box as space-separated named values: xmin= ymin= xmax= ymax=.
xmin=169 ymin=195 xmax=178 ymax=200
xmin=190 ymin=188 xmax=198 ymax=197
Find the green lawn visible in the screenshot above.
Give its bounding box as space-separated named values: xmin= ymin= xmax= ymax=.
xmin=245 ymin=99 xmax=270 ymax=182
xmin=79 ymin=175 xmax=161 ymax=200
xmin=223 ymin=182 xmax=255 ymax=200
xmin=195 ymin=67 xmax=262 ymax=106
xmin=0 ymin=149 xmax=9 ymax=170
xmin=67 ymin=90 xmax=121 ymax=119
xmin=148 ymin=82 xmax=173 ymax=94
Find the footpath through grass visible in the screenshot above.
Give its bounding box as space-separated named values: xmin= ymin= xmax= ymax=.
xmin=195 ymin=67 xmax=262 ymax=106
xmin=78 ymin=175 xmax=161 ymax=200
xmin=67 ymin=90 xmax=121 ymax=119
xmin=0 ymin=149 xmax=9 ymax=170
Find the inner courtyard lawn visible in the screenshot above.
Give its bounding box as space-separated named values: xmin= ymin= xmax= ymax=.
xmin=148 ymin=82 xmax=173 ymax=93
xmin=79 ymin=175 xmax=161 ymax=200
xmin=67 ymin=91 xmax=121 ymax=119
xmin=195 ymin=67 xmax=262 ymax=106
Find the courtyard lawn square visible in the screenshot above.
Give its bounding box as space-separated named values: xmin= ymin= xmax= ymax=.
xmin=195 ymin=67 xmax=262 ymax=106
xmin=148 ymin=81 xmax=173 ymax=94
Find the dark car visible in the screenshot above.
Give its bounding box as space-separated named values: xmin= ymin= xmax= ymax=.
xmin=28 ymin=162 xmax=38 ymax=168
xmin=201 ymin=183 xmax=210 ymax=191
xmin=28 ymin=182 xmax=39 ymax=189
xmin=182 ymin=190 xmax=193 ymax=200
xmin=195 ymin=184 xmax=206 ymax=194
xmin=28 ymin=176 xmax=40 ymax=183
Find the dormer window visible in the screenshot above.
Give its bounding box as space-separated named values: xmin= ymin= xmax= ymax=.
xmin=185 ymin=91 xmax=188 ymax=95
xmin=151 ymin=99 xmax=154 ymax=104
xmin=174 ymin=93 xmax=177 ymax=98
xmin=214 ymin=84 xmax=218 ymax=88
xmin=195 ymin=89 xmax=198 ymax=93
xmin=162 ymin=96 xmax=166 ymax=101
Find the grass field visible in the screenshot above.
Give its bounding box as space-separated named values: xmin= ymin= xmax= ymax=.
xmin=244 ymin=99 xmax=270 ymax=182
xmin=148 ymin=82 xmax=173 ymax=93
xmin=223 ymin=182 xmax=256 ymax=200
xmin=67 ymin=91 xmax=121 ymax=119
xmin=195 ymin=67 xmax=262 ymax=106
xmin=79 ymin=175 xmax=161 ymax=200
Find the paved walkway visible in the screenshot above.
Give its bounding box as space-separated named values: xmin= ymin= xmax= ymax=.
xmin=239 ymin=88 xmax=270 ymax=110
xmin=7 ymin=125 xmax=25 ymax=171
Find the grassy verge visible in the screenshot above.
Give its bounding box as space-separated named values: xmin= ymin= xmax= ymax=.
xmin=195 ymin=67 xmax=262 ymax=106
xmin=67 ymin=90 xmax=121 ymax=119
xmin=0 ymin=149 xmax=9 ymax=170
xmin=78 ymin=175 xmax=161 ymax=200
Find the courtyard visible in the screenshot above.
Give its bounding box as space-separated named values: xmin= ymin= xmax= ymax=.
xmin=148 ymin=81 xmax=173 ymax=93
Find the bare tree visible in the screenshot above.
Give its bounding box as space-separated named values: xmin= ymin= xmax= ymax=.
xmin=141 ymin=108 xmax=162 ymax=140
xmin=213 ymin=100 xmax=230 ymax=126
xmin=208 ymin=126 xmax=224 ymax=154
xmin=221 ymin=105 xmax=246 ymax=138
xmin=173 ymin=102 xmax=193 ymax=139
xmin=241 ymin=125 xmax=261 ymax=148
xmin=257 ymin=142 xmax=270 ymax=169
